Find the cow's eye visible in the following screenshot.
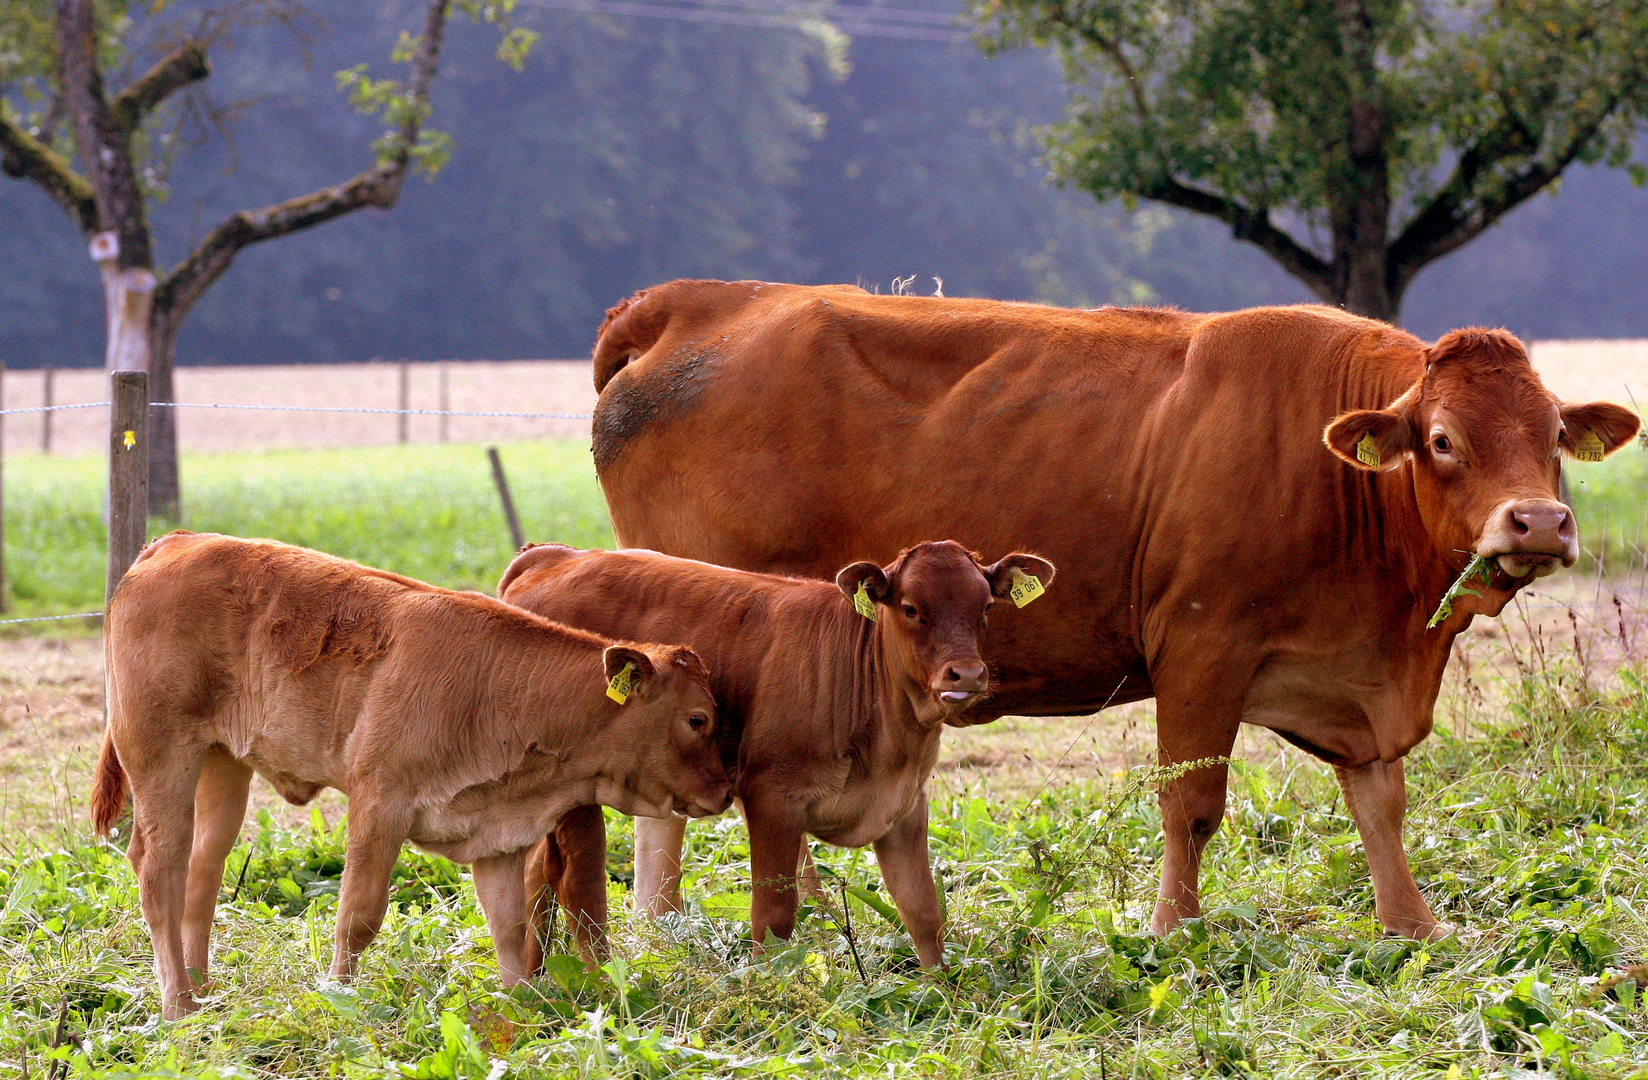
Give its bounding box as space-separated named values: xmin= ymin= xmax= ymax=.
xmin=688 ymin=714 xmax=708 ymax=731
xmin=1432 ymin=434 xmax=1452 ymax=454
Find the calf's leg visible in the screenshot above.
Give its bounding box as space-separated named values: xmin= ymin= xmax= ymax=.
xmin=632 ymin=815 xmax=687 ymax=916
xmin=472 ymin=848 xmax=531 ymax=985
xmin=872 ymin=798 xmax=945 ymax=967
xmin=522 ymin=807 xmax=609 ymax=976
xmin=182 ymin=748 xmax=253 ymax=983
xmin=331 ymin=806 xmax=408 ymax=981
xmin=745 ymin=795 xmax=806 ymax=951
xmin=522 ymin=838 xmax=555 ymax=977
xmin=1335 ymin=758 xmax=1450 ymax=940
xmin=123 ymin=748 xmax=206 ymax=1019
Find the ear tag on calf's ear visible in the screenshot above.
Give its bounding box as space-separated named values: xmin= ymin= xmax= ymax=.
xmin=607 ymin=662 xmax=636 ymax=704
xmin=853 ymin=581 xmax=878 ymax=621
xmin=1576 ymin=429 xmax=1605 ymax=463
xmin=1355 ymin=432 xmax=1381 ymax=468
xmin=1008 ymin=568 xmax=1046 ymax=608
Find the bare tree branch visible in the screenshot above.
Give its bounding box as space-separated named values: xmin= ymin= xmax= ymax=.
xmin=155 ymin=0 xmax=452 ymax=320
xmin=0 ymin=107 xmax=98 ymax=231
xmin=111 ymin=40 xmax=211 ymax=134
xmin=1140 ymin=176 xmax=1337 ymax=301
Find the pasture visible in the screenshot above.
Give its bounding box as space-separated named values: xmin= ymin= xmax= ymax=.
xmin=1 ymin=436 xmax=1646 ymax=1077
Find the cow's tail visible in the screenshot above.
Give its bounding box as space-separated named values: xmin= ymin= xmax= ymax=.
xmin=91 ymin=727 xmax=128 ymax=836
xmin=498 ymin=543 xmax=582 ymax=597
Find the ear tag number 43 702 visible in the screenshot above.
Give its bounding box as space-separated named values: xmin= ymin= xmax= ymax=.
xmin=1576 ymin=429 xmax=1605 ymax=463
xmin=1008 ymin=568 xmax=1046 ymax=608
xmin=607 ymin=661 xmax=636 ymax=704
xmin=853 ymin=581 xmax=878 ymax=621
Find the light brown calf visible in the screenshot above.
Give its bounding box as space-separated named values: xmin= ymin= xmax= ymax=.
xmin=498 ymin=540 xmax=1053 ymax=969
xmin=94 ymin=531 xmax=731 ymax=1019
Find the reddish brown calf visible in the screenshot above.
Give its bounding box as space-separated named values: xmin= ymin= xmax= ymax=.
xmin=96 ymin=532 xmax=730 ymax=1018
xmin=498 ymin=541 xmax=1053 ymax=968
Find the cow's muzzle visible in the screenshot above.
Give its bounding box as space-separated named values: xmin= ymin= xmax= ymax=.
xmin=1476 ymin=498 xmax=1578 ymax=577
xmin=933 ymin=660 xmax=988 ymax=707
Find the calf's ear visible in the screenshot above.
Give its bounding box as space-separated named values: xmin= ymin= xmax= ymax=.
xmin=985 ymin=554 xmax=1056 ymax=599
xmin=603 ymin=645 xmax=657 ymax=693
xmin=836 ymin=562 xmax=892 ymax=603
xmin=669 ymin=645 xmax=711 ymax=683
xmin=1324 ymin=408 xmax=1414 ymax=471
xmin=1560 ymin=401 xmax=1641 ymax=460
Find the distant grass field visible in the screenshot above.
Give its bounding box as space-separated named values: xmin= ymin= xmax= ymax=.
xmin=3 ymin=439 xmax=1644 ymax=622
xmin=1 ymin=440 xmax=613 ymax=622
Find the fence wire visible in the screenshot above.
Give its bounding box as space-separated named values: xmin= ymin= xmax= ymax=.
xmin=1 ymin=401 xmax=593 ymax=420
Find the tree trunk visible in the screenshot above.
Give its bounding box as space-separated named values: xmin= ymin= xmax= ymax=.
xmin=147 ymin=302 xmax=182 ymax=519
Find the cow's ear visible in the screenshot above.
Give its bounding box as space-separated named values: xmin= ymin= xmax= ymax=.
xmin=603 ymin=645 xmax=657 ymax=695
xmin=1560 ymin=401 xmax=1641 ymax=460
xmin=1324 ymin=409 xmax=1414 ymax=472
xmin=836 ymin=562 xmax=891 ymax=603
xmin=985 ymin=554 xmax=1056 ymax=600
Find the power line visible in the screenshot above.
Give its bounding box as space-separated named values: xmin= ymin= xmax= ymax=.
xmin=515 ymin=0 xmax=972 ymax=43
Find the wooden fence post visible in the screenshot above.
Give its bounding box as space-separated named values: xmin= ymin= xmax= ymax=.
xmin=487 ymin=446 xmax=525 ymax=551
xmin=439 ymin=363 xmax=450 ymax=444
xmin=107 ymin=371 xmax=149 ymax=602
xmin=41 ymin=364 xmax=54 ymax=455
xmin=398 ymin=361 xmax=411 ymax=444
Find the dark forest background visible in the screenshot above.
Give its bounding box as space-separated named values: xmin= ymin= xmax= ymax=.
xmin=3 ymin=0 xmax=1646 ymax=368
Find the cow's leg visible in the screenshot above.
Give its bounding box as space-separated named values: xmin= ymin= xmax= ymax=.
xmin=1335 ymin=758 xmax=1450 ymax=940
xmin=472 ymin=848 xmax=531 ymax=985
xmin=331 ymin=805 xmax=407 ymax=981
xmin=745 ymin=796 xmax=805 ymax=951
xmin=124 ymin=750 xmax=205 ymax=1019
xmin=549 ymin=805 xmax=609 ymax=967
xmin=1150 ymin=678 xmax=1242 ymax=935
xmin=182 ymin=747 xmax=253 ymax=985
xmin=632 ymin=815 xmax=687 ymax=916
xmin=797 ymin=839 xmax=824 ymax=899
xmin=872 ymin=797 xmax=944 ymax=967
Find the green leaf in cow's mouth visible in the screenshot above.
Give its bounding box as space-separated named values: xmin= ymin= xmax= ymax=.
xmin=1427 ymin=553 xmax=1495 ymax=629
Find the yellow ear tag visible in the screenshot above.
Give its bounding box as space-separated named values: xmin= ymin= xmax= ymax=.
xmin=1355 ymin=432 xmax=1381 ymax=468
xmin=853 ymin=581 xmax=878 ymax=621
xmin=1575 ymin=429 xmax=1605 ymax=463
xmin=606 ymin=661 xmax=635 ymax=704
xmin=1008 ymin=568 xmax=1046 ymax=608
xmin=122 ymin=430 xmax=136 ymax=450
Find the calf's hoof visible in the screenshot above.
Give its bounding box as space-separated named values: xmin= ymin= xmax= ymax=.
xmin=160 ymin=994 xmax=201 ymax=1021
xmin=1382 ymin=917 xmax=1456 ymax=942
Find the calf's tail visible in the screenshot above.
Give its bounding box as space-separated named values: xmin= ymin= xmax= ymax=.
xmin=91 ymin=730 xmax=128 ymax=836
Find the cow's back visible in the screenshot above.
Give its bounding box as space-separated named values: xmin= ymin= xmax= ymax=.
xmin=591 ymin=284 xmax=1426 ymax=715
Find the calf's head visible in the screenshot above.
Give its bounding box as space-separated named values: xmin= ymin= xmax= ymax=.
xmin=1326 ymin=329 xmax=1639 ymax=583
xmin=598 ymin=644 xmax=732 ymax=819
xmin=836 ymin=540 xmax=1056 ymax=724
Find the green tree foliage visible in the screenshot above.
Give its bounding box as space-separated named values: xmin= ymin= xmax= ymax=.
xmin=973 ymin=0 xmax=1648 ymax=319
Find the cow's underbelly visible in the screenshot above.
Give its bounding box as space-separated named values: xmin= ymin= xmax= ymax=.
xmin=1239 ymin=656 xmax=1426 ymax=768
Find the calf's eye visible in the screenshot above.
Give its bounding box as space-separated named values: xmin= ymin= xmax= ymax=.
xmin=903 ymin=604 xmax=918 ymax=619
xmin=1432 ymin=435 xmax=1452 ymax=454
xmin=688 ymin=714 xmax=707 ymax=731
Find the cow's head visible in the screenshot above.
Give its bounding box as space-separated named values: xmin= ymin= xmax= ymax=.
xmin=599 ymin=643 xmax=733 ymax=819
xmin=1325 ymin=328 xmax=1639 ymax=587
xmin=836 ymin=540 xmax=1056 ymax=724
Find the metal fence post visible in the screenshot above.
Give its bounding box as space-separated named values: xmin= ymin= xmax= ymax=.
xmin=107 ymin=371 xmax=149 ymax=602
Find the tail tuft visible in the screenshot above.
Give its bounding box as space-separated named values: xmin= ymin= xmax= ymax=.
xmin=91 ymin=732 xmax=128 ymax=835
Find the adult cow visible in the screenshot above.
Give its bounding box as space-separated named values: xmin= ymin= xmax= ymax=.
xmin=586 ymin=279 xmax=1640 ymax=941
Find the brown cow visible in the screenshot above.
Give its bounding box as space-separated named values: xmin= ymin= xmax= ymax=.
xmin=497 ymin=540 xmax=1053 ymax=968
xmin=585 ymin=280 xmax=1641 ymax=941
xmin=94 ymin=531 xmax=730 ymax=1019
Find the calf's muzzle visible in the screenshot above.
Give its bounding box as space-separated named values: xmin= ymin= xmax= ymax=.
xmin=1476 ymin=498 xmax=1577 ymax=577
xmin=935 ymin=659 xmax=988 ymax=704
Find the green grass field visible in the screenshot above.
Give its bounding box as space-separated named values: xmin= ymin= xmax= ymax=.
xmin=3 ymin=439 xmax=1644 ymax=621
xmin=1 ymin=442 xmax=1646 ymax=1077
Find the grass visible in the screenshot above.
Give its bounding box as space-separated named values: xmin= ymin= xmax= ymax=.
xmin=0 ymin=646 xmax=1645 ymax=1078
xmin=0 ymin=440 xmax=1646 ymax=1076
xmin=1 ymin=440 xmax=612 ymax=621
